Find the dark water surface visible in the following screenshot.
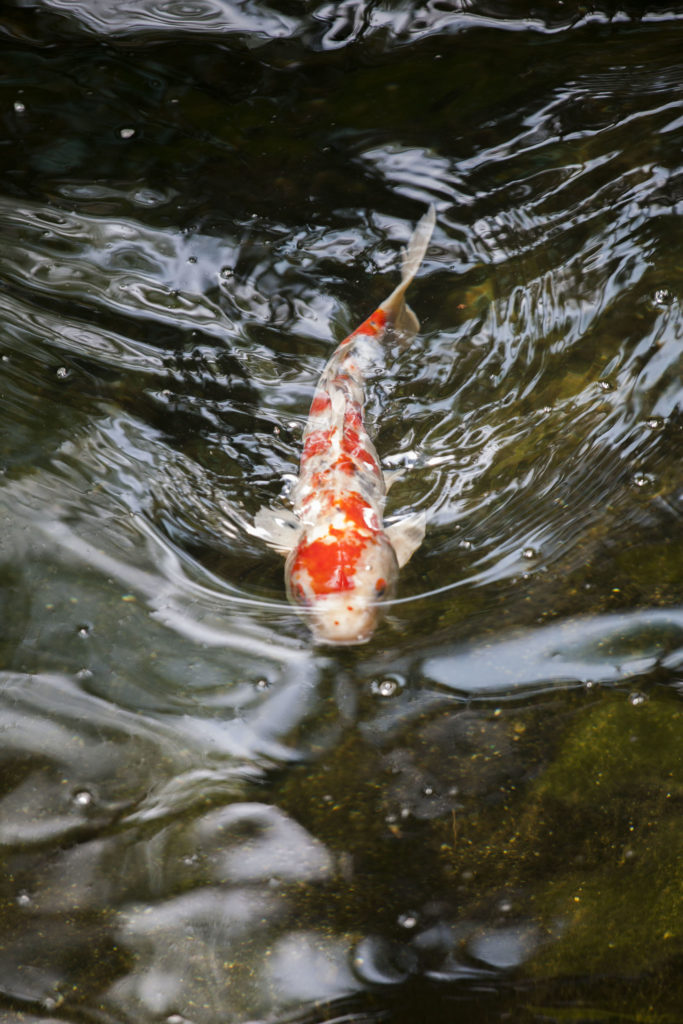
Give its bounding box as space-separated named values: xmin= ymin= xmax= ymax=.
xmin=1 ymin=2 xmax=682 ymax=1022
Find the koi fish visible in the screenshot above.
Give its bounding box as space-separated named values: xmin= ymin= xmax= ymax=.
xmin=256 ymin=206 xmax=435 ymax=644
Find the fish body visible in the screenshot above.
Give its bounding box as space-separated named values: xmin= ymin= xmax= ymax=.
xmin=257 ymin=206 xmax=435 ymax=644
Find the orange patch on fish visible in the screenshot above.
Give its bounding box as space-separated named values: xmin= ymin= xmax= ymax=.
xmin=343 ymin=307 xmax=388 ymax=343
xmin=342 ymin=428 xmax=378 ymax=471
xmin=291 ymin=533 xmax=367 ymax=595
xmin=310 ymin=394 xmax=331 ymax=415
xmin=335 ymin=491 xmax=380 ymax=533
xmin=332 ymin=454 xmax=357 ymax=475
xmin=302 ymin=428 xmax=334 ymax=460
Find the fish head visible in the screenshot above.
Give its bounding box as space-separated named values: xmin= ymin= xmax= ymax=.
xmin=285 ymin=531 xmax=398 ymax=645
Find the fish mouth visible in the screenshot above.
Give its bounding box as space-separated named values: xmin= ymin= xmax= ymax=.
xmin=311 ymin=618 xmax=376 ymax=646
xmin=313 ymin=629 xmax=373 ymax=647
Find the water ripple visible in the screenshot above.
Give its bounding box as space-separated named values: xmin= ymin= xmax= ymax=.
xmin=1 ymin=10 xmax=682 ymax=1021
xmin=38 ymin=0 xmax=299 ymax=40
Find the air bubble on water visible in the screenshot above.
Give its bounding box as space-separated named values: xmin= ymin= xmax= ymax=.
xmin=597 ymin=379 xmax=613 ymax=391
xmin=646 ymin=417 xmax=662 ymax=430
xmin=522 ymin=547 xmax=536 ymax=560
xmin=13 ymin=100 xmax=26 ymax=114
xmin=187 ymin=255 xmax=197 ymax=264
xmin=423 ymin=785 xmax=435 ymax=797
xmin=56 ymin=366 xmax=69 ymax=380
xmin=652 ymin=287 xmax=672 ymax=307
xmin=628 ymin=691 xmax=647 ymax=707
xmin=352 ymin=935 xmax=416 ymax=985
xmin=220 ymin=266 xmax=234 ymax=280
xmin=76 ymin=623 xmax=91 ymax=638
xmin=633 ymin=472 xmax=653 ymax=489
xmin=458 ymin=539 xmax=472 ymax=550
xmin=498 ymin=898 xmax=513 ymax=914
xmin=371 ymin=677 xmax=398 ymax=697
xmin=73 ymin=789 xmax=94 ymax=808
xmin=119 ymin=127 xmax=136 ymax=139
xmin=16 ymin=891 xmax=31 ymax=907
xmin=76 ymin=667 xmax=93 ymax=680
xmin=398 ymin=912 xmax=418 ymax=929
xmin=255 ymin=678 xmax=269 ymax=691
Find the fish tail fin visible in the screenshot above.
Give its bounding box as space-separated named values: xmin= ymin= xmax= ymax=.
xmin=401 ymin=204 xmax=436 ymax=286
xmin=380 ymin=204 xmax=435 ymax=338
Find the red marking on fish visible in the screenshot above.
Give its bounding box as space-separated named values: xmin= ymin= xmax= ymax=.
xmin=334 ymin=491 xmax=380 ymax=533
xmin=290 ymin=532 xmax=368 ymax=595
xmin=341 ymin=427 xmax=378 ymax=472
xmin=332 ymin=454 xmax=356 ymax=475
xmin=342 ymin=307 xmax=388 ymax=343
xmin=310 ymin=394 xmax=331 ymax=415
xmin=302 ymin=428 xmax=334 ymax=461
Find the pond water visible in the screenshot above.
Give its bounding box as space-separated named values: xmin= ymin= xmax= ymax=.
xmin=1 ymin=2 xmax=682 ymax=1022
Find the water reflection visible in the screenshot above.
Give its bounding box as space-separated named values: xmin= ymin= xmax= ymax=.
xmin=37 ymin=0 xmax=298 ymax=40
xmin=421 ymin=608 xmax=683 ymax=694
xmin=1 ymin=1 xmax=682 ymax=1021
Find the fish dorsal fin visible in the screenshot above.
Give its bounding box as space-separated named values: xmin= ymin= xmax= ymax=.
xmin=380 ymin=205 xmax=435 ymax=339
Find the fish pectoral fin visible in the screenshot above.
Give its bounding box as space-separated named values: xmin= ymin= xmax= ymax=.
xmin=383 ymin=468 xmax=405 ymax=492
xmin=254 ymin=506 xmax=301 ymax=555
xmin=385 ymin=512 xmax=427 ymax=568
